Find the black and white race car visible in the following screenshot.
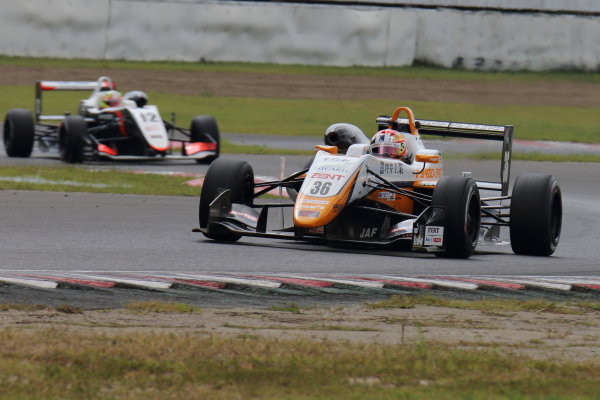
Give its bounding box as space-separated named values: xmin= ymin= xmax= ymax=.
xmin=3 ymin=76 xmax=219 ymax=163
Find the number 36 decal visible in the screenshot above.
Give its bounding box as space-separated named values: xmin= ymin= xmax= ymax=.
xmin=310 ymin=181 xmax=331 ymax=195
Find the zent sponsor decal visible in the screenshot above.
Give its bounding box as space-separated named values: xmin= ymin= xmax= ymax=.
xmin=310 ymin=172 xmax=344 ymax=180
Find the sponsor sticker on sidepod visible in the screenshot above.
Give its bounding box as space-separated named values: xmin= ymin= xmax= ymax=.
xmin=424 ymin=226 xmax=444 ymax=246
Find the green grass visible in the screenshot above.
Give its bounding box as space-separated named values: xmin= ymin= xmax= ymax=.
xmin=125 ymin=301 xmax=202 ymax=314
xmin=4 ymin=55 xmax=600 ymax=83
xmin=368 ymin=295 xmax=600 ymax=314
xmin=3 ymin=85 xmax=600 ymax=143
xmin=0 ymin=165 xmax=201 ymax=196
xmin=0 ymin=328 xmax=598 ymax=399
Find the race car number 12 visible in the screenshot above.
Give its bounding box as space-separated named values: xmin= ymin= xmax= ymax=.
xmin=310 ymin=181 xmax=331 ymax=195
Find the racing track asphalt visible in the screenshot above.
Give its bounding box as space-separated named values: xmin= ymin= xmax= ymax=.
xmin=1 ymin=134 xmax=599 ymax=277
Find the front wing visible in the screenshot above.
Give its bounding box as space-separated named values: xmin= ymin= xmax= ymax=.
xmin=200 ymin=189 xmax=449 ymax=253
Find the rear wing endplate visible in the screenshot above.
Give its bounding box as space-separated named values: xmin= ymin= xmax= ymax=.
xmin=34 ymin=80 xmax=103 ymax=122
xmin=376 ymin=115 xmax=513 ymax=196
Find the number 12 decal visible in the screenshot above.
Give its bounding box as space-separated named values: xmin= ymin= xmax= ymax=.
xmin=140 ymin=112 xmax=158 ymax=123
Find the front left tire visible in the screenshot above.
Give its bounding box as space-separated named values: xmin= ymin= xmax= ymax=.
xmin=3 ymin=109 xmax=34 ymax=157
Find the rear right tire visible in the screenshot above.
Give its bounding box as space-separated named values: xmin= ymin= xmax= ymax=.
xmin=510 ymin=173 xmax=562 ymax=256
xmin=3 ymin=109 xmax=34 ymax=158
xmin=190 ymin=115 xmax=220 ymax=164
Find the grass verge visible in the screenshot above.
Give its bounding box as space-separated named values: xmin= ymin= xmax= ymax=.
xmin=0 ymin=327 xmax=598 ymax=399
xmin=368 ymin=295 xmax=600 ymax=314
xmin=0 ymin=165 xmax=201 ymax=196
xmin=2 ymin=85 xmax=600 ymax=143
xmin=3 ymin=55 xmax=600 ymax=83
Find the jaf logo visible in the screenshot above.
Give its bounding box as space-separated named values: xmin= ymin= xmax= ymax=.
xmin=360 ymin=227 xmax=378 ymax=239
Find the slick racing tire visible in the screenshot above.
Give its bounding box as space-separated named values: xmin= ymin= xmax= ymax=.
xmin=190 ymin=115 xmax=220 ymax=164
xmin=59 ymin=116 xmax=88 ymax=164
xmin=510 ymin=173 xmax=562 ymax=256
xmin=432 ymin=176 xmax=481 ymax=259
xmin=3 ymin=109 xmax=34 ymax=158
xmin=199 ymin=159 xmax=254 ymax=242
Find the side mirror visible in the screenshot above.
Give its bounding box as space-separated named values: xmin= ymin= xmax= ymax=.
xmin=415 ymin=154 xmax=440 ymax=164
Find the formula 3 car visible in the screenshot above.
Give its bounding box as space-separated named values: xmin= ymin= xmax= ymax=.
xmin=198 ymin=106 xmax=562 ymax=258
xmin=3 ymin=76 xmax=219 ymax=163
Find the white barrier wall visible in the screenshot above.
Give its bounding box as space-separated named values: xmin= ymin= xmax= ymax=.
xmin=0 ymin=0 xmax=598 ymax=71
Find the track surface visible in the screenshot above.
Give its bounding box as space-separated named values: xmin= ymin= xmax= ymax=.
xmin=1 ymin=152 xmax=598 ymax=276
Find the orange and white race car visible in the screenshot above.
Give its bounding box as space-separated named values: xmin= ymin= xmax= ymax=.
xmin=198 ymin=106 xmax=562 ymax=258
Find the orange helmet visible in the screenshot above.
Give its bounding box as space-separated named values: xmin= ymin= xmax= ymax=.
xmin=370 ymin=129 xmax=407 ymax=160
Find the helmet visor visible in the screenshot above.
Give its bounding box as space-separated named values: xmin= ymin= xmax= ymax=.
xmin=375 ymin=144 xmax=401 ymax=157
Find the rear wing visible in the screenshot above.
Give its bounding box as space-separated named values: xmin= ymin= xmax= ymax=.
xmin=35 ymin=78 xmax=113 ymax=122
xmin=376 ymin=115 xmax=513 ymax=196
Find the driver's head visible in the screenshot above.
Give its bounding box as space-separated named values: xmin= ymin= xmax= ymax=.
xmin=98 ymin=90 xmax=123 ymax=109
xmin=370 ymin=129 xmax=407 ymax=160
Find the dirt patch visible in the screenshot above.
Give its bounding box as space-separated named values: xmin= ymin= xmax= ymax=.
xmin=2 ymin=305 xmax=599 ymax=362
xmin=1 ymin=64 xmax=600 ymax=107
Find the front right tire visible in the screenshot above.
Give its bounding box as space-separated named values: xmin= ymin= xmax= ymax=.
xmin=432 ymin=176 xmax=481 ymax=259
xmin=59 ymin=116 xmax=88 ymax=163
xmin=199 ymin=159 xmax=254 ymax=242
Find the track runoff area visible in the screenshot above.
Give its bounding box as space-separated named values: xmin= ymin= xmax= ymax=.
xmin=1 ymin=271 xmax=599 ymax=307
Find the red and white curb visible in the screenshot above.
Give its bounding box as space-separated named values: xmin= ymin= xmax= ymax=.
xmin=1 ymin=272 xmax=599 ymax=296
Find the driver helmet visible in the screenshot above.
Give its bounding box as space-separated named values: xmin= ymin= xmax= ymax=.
xmin=123 ymin=90 xmax=148 ymax=108
xmin=98 ymin=90 xmax=123 ymax=109
xmin=97 ymin=76 xmax=114 ymax=92
xmin=370 ymin=129 xmax=408 ymax=160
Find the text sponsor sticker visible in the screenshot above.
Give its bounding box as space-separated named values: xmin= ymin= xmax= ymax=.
xmin=424 ymin=226 xmax=444 ymax=246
